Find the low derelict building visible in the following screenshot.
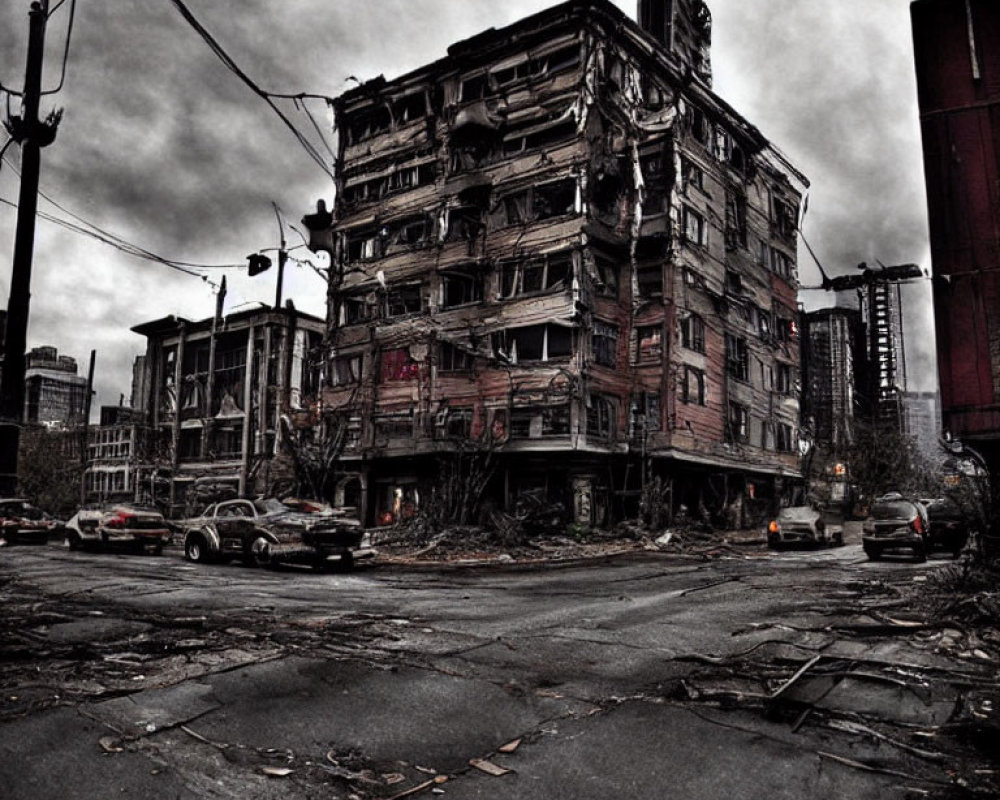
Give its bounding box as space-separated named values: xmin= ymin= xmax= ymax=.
xmin=305 ymin=0 xmax=807 ymax=528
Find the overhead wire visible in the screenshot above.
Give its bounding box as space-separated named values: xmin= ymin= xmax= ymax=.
xmin=41 ymin=0 xmax=76 ymax=96
xmin=167 ymin=0 xmax=336 ymax=180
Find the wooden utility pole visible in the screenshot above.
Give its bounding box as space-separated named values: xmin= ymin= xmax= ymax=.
xmin=79 ymin=349 xmax=95 ymax=504
xmin=0 ymin=0 xmax=60 ymax=494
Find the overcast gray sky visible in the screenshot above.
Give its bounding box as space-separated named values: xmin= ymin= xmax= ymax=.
xmin=0 ymin=0 xmax=934 ymax=415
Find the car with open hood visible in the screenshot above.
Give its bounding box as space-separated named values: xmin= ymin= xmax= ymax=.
xmin=862 ymin=493 xmax=929 ymax=562
xmin=0 ymin=498 xmax=63 ymax=545
xmin=181 ymin=498 xmax=374 ymax=570
xmin=767 ymin=505 xmax=844 ymax=549
xmin=65 ymin=504 xmax=171 ymax=554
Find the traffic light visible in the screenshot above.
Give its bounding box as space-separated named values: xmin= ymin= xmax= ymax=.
xmin=247 ymin=253 xmax=272 ymax=276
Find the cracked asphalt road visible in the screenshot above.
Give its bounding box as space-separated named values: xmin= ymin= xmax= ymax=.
xmin=1 ymin=536 xmax=996 ymax=799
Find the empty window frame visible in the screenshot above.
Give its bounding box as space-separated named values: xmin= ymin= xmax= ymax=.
xmin=592 ymin=321 xmax=619 ymax=368
xmin=329 ymin=354 xmax=363 ymax=387
xmin=775 ymin=362 xmax=793 ymax=395
xmin=681 ymin=157 xmax=704 ymax=192
xmin=725 ymin=334 xmax=749 ymax=381
xmin=593 ymin=255 xmax=620 ymax=298
xmin=776 ymin=422 xmax=795 ymax=453
xmin=501 ymin=119 xmax=577 ymax=157
xmin=631 ymin=391 xmax=661 ymax=434
xmin=586 ymin=394 xmax=617 ymax=440
xmin=685 ymin=104 xmax=711 ymax=147
xmin=500 ymin=252 xmax=572 ymax=298
xmin=374 ymin=413 xmax=414 ymax=440
xmin=386 ymin=216 xmax=432 ymax=252
xmin=680 ymin=314 xmax=706 ymax=353
xmin=775 ymin=313 xmax=797 ymax=343
xmin=725 ymin=270 xmax=743 ymax=295
xmin=636 ymin=263 xmax=663 ymax=299
xmin=493 ymin=179 xmax=577 ymax=228
xmin=345 ymin=105 xmax=391 ymax=144
xmin=492 ymin=324 xmax=572 ymax=363
xmin=490 ymin=43 xmax=581 ymax=90
xmin=386 ymin=284 xmax=423 ymax=317
xmin=393 ymin=92 xmax=427 ymax=124
xmin=636 ymin=325 xmax=663 ymax=362
xmin=772 ymin=194 xmax=798 ymax=242
xmin=440 ymin=269 xmax=483 ymax=308
xmin=440 ymin=407 xmax=474 ymax=439
xmin=445 ymin=205 xmax=483 ymax=242
xmin=725 ymin=189 xmax=748 ymax=249
xmin=769 ymin=247 xmax=794 ymax=280
xmin=727 ymin=402 xmax=749 ymax=443
xmin=342 ymin=293 xmax=372 ymax=325
xmin=682 ymin=206 xmax=706 ymax=246
xmin=345 ymin=229 xmax=380 ymax=262
xmin=681 ymin=366 xmax=706 ymax=406
xmin=509 ymin=404 xmax=572 ymax=438
xmin=438 ymin=341 xmax=474 ymax=373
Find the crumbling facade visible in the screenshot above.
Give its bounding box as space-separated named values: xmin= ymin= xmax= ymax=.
xmin=913 ymin=0 xmax=1000 ymax=470
xmin=306 ymin=0 xmax=807 ymax=528
xmin=131 ymin=307 xmax=325 ymax=515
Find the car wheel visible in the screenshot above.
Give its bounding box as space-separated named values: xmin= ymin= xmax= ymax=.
xmin=251 ymin=537 xmax=272 ymax=568
xmin=864 ymin=545 xmax=881 ymax=561
xmin=185 ymin=536 xmax=209 ymax=563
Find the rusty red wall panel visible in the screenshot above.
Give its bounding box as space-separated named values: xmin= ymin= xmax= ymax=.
xmin=913 ymin=0 xmax=1000 ymax=437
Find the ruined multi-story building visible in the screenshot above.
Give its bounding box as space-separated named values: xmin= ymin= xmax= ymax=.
xmin=801 ymin=305 xmax=864 ymax=454
xmin=22 ymin=346 xmax=88 ymax=429
xmin=131 ymin=307 xmax=325 ymax=515
xmin=305 ymin=0 xmax=807 ymax=527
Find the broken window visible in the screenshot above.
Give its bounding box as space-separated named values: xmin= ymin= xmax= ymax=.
xmin=461 ymin=73 xmax=489 ymax=102
xmin=387 ymin=216 xmax=432 ymax=252
xmin=380 ymin=348 xmax=420 ymax=382
xmin=776 ymin=422 xmax=794 ymax=453
xmin=727 ymin=402 xmax=749 ymax=443
xmin=179 ymin=429 xmax=202 ymax=461
xmin=636 ymin=263 xmax=663 ymax=299
xmin=637 ymin=325 xmax=662 ymax=362
xmin=685 ymin=105 xmax=710 ymax=147
xmin=438 ymin=341 xmax=474 ymax=373
xmin=682 ymin=206 xmax=706 ymax=246
xmin=509 ymin=404 xmax=571 ymax=438
xmin=630 ymin=392 xmax=661 ymax=434
xmin=725 ymin=270 xmax=743 ymax=295
xmin=493 ymin=324 xmax=572 ymax=363
xmin=586 ymin=394 xmax=617 ymax=440
xmin=440 ymin=269 xmax=483 ymax=308
xmin=502 ymin=119 xmax=576 ymax=157
xmin=770 ymin=247 xmax=793 ymax=280
xmin=534 ymin=179 xmax=577 ymax=220
xmin=342 ymin=294 xmax=372 ymax=325
xmin=772 ymin=194 xmax=798 ymax=243
xmin=681 ymin=157 xmax=704 ymax=192
xmin=592 ymin=321 xmax=619 ymax=368
xmin=492 ymin=180 xmax=577 ymax=229
xmin=758 ymin=309 xmax=772 ymax=340
xmin=775 ymin=315 xmax=797 ymax=344
xmin=330 ymin=354 xmax=363 ymax=387
xmin=642 ymin=74 xmax=667 ymax=109
xmin=386 ymin=284 xmax=423 ymax=317
xmin=681 ymin=366 xmax=706 ymax=406
xmin=440 ymin=407 xmax=473 ymax=439
xmin=775 ymin=362 xmax=793 ymax=394
xmin=725 ymin=334 xmax=749 ymax=381
xmin=346 ymin=105 xmax=392 ymax=144
xmin=593 ymin=255 xmax=620 ymax=298
xmin=445 ymin=206 xmax=483 ymax=242
xmin=393 ymin=92 xmax=427 ymax=124
xmin=211 ymin=423 xmax=243 ymax=459
xmin=680 ymin=314 xmax=706 ymax=353
xmin=345 ymin=229 xmax=380 ymax=262
xmin=374 ymin=413 xmax=414 ymax=441
xmin=499 ymin=252 xmax=571 ymax=297
xmin=213 ymin=347 xmax=246 ymax=412
xmin=725 ymin=189 xmax=748 ymax=249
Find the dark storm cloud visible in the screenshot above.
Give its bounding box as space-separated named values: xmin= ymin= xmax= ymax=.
xmin=1 ymin=0 xmax=936 ymax=413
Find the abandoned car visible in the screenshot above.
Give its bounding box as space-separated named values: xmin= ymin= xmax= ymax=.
xmin=767 ymin=505 xmax=844 ymax=549
xmin=65 ymin=504 xmax=171 ymax=554
xmin=920 ymin=497 xmax=971 ymax=558
xmin=861 ymin=493 xmax=930 ymax=562
xmin=0 ymin=498 xmax=62 ymax=545
xmin=180 ymin=498 xmax=374 ymax=570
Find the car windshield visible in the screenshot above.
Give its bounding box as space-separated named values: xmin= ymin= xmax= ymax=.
xmin=872 ymin=501 xmax=917 ymax=520
xmin=258 ymin=498 xmax=292 ymax=515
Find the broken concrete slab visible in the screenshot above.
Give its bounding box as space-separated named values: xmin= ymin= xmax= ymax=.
xmin=86 ymin=681 xmax=221 ymax=736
